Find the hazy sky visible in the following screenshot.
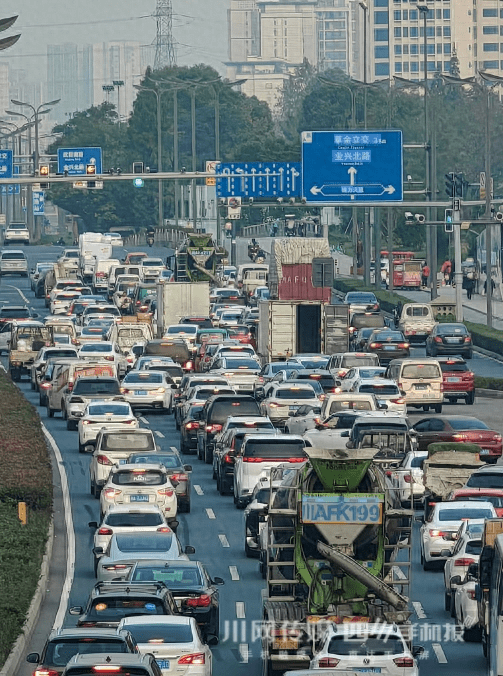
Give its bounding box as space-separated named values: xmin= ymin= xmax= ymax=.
xmin=1 ymin=0 xmax=229 ymax=79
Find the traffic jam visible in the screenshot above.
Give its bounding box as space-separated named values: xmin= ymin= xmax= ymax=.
xmin=1 ymin=233 xmax=502 ymax=676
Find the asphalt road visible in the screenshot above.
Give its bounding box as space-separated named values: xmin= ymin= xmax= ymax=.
xmin=2 ymin=244 xmax=498 ymax=676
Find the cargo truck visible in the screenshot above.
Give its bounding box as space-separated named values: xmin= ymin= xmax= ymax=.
xmin=257 ymin=300 xmax=349 ymax=362
xmin=155 ymin=281 xmax=210 ymax=338
xmin=78 ymin=233 xmax=113 ymax=284
xmin=476 ymin=519 xmax=503 ymax=663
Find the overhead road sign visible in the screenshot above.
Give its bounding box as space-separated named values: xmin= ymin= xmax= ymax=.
xmin=57 ymin=147 xmax=103 ymax=176
xmin=216 ymin=161 xmax=301 ymax=198
xmin=301 ymin=130 xmax=403 ymax=204
xmin=33 ymin=190 xmax=45 ymax=215
xmin=0 ymin=149 xmax=13 ymax=179
xmin=1 ymin=164 xmax=19 ymax=194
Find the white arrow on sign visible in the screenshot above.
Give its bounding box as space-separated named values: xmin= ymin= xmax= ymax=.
xmin=348 ymin=166 xmax=357 ymax=200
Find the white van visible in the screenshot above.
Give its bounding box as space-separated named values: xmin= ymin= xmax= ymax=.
xmin=92 ymin=258 xmax=120 ymax=295
xmin=385 ymin=358 xmax=443 ymax=412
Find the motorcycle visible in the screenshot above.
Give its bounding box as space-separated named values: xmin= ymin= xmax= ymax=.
xmin=146 ymin=234 xmax=154 ymax=247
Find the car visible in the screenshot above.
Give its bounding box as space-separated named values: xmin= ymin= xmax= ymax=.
xmin=226 ymin=324 xmax=253 ymax=345
xmin=62 ymin=652 xmax=162 ymax=676
xmin=78 ymin=342 xmax=128 ymax=377
xmin=209 ymin=287 xmax=244 ymax=303
xmin=30 ymin=262 xmax=54 ymax=291
xmin=217 ymin=308 xmax=244 ymax=327
xmin=100 ymin=464 xmax=178 ymax=527
xmin=426 ymin=322 xmax=473 ymax=359
xmin=388 ymin=450 xmax=428 ymax=507
xmin=327 ymin=352 xmax=380 ymax=378
xmin=121 ymin=370 xmax=175 ymax=412
xmin=285 ymin=369 xmax=337 ymax=394
xmin=3 ymin=221 xmax=30 ymax=245
xmin=353 ymin=378 xmax=407 ymax=415
xmin=25 ymin=628 xmax=138 ymax=676
xmin=453 ymin=567 xmax=482 ymax=641
xmin=310 ymin=622 xmax=421 ymax=674
xmin=0 ymin=249 xmax=28 ymax=276
xmin=419 ymin=500 xmax=496 ymax=570
xmin=437 ymin=356 xmax=475 ymax=405
xmin=173 ymin=374 xmax=229 ymax=427
xmin=337 ymin=365 xmax=387 ymax=392
xmin=249 ymin=285 xmax=270 ymax=306
xmin=138 ymin=358 xmax=184 ymax=385
xmin=365 ymin=329 xmax=410 ymax=364
xmin=95 ymin=532 xmax=193 ymax=581
xmin=208 ymin=342 xmax=257 ymax=365
xmin=65 ymin=377 xmax=124 ymax=430
xmin=343 ymin=291 xmax=380 ymax=313
xmin=289 ymin=354 xmax=331 ymax=370
xmin=77 ymin=401 xmax=138 ymax=452
xmin=126 ymin=560 xmax=224 ymax=640
xmin=127 ymin=449 xmax=192 ymax=512
xmin=284 ymin=404 xmax=322 ymax=435
xmin=69 ymin=580 xmax=180 ymax=628
xmin=208 ymin=356 xmax=260 ymax=393
xmin=255 ymin=361 xmax=305 ymax=388
xmin=79 ymin=326 xmax=110 ymax=343
xmin=179 ymin=403 xmax=204 ymax=454
xmin=104 ymin=232 xmax=124 ymax=247
xmin=89 ymin=505 xmax=171 ymax=574
xmin=140 ymin=257 xmax=166 ymax=282
xmin=352 ymin=326 xmax=377 ymax=351
xmin=411 ymin=415 xmax=503 ymax=461
xmin=50 ymin=291 xmax=85 ymax=316
xmin=0 ymin=305 xmax=33 ymax=325
xmin=81 ymin=304 xmax=122 ymax=326
xmin=163 ymin=324 xmax=199 ymax=350
xmin=465 ymin=465 xmax=503 ymax=489
xmin=30 ymin=346 xmax=79 ymax=390
xmin=244 ymin=477 xmax=276 ymax=558
xmin=443 ymin=519 xmax=484 ymax=613
xmin=118 ymin=616 xmax=214 ymax=674
xmin=260 ymin=383 xmax=321 ymax=427
xmin=303 ymin=409 xmax=375 ymax=449
xmin=449 ymin=487 xmax=503 ymax=516
xmin=90 ymin=428 xmax=158 ymax=497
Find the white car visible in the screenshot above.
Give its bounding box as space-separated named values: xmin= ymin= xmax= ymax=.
xmin=310 ymin=622 xmax=422 ymax=675
xmin=453 ymin=576 xmax=481 ymax=641
xmin=209 ymin=356 xmax=260 ymax=394
xmin=209 ymin=342 xmax=257 ymax=365
xmin=104 ymin=232 xmax=124 ymax=247
xmin=77 ymin=400 xmax=138 ymax=452
xmin=50 ymin=291 xmax=83 ymax=315
xmin=338 ymin=365 xmax=387 ymax=392
xmin=89 ymin=504 xmax=170 ymax=573
xmin=218 ymin=308 xmax=244 ymax=327
xmin=163 ymin=324 xmax=199 ymax=350
xmin=78 ymin=341 xmax=128 ymax=377
xmin=100 ymin=463 xmax=178 ymax=525
xmin=284 ymin=404 xmax=322 ymax=435
xmin=420 ymin=500 xmax=496 ymax=570
xmin=388 ymin=450 xmax=428 ymax=507
xmin=118 ymin=616 xmax=213 ymax=675
xmin=260 ymin=383 xmax=321 ymax=426
xmin=89 ymin=428 xmax=158 ymax=497
xmin=121 ymin=370 xmax=175 ymax=412
xmin=140 ymin=257 xmax=166 ymax=282
xmin=353 ymin=378 xmax=407 ymax=415
xmin=443 ymin=519 xmax=484 ymax=612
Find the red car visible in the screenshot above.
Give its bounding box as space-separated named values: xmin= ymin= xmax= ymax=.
xmin=437 ymin=356 xmax=475 ymax=405
xmin=411 ymin=415 xmax=503 ymax=462
xmin=450 ymin=487 xmax=503 ymax=517
xmin=227 ymin=325 xmax=253 ymax=344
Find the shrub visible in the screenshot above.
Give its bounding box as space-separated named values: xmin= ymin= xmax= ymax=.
xmin=474 ymin=376 xmax=503 ymax=391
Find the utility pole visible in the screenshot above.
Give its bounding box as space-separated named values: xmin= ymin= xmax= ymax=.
xmin=485 ymin=89 xmax=493 ymax=328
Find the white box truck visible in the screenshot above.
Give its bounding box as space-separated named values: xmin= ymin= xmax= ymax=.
xmin=257 ymin=300 xmax=349 ymax=362
xmin=78 ymin=233 xmax=113 ymax=284
xmin=156 ymin=281 xmax=210 ymax=337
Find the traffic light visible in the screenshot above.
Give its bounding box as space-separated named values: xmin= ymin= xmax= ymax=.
xmin=445 ymin=209 xmax=453 ymax=233
xmin=86 ymin=164 xmax=96 ymax=176
xmin=445 ymin=172 xmax=455 ymax=198
xmin=454 ymin=173 xmax=469 ymax=198
xmin=133 ymin=161 xmax=144 ymax=174
xmin=39 ymin=163 xmax=50 ymax=189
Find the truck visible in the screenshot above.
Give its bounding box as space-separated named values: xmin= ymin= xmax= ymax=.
xmin=92 ymin=258 xmax=121 ymax=295
xmin=9 ymin=323 xmax=54 ymax=381
xmin=398 ymin=302 xmax=436 ymax=344
xmin=78 ymin=233 xmax=113 ymax=284
xmin=107 ymin=320 xmax=153 ymax=366
xmin=169 ymin=233 xmax=225 ymax=283
xmin=236 ymin=263 xmax=269 ymax=298
xmin=476 ymin=519 xmax=503 ymax=661
xmin=155 ymin=281 xmax=210 ymax=338
xmin=268 ymin=238 xmax=334 ymax=302
xmin=257 ymin=300 xmax=349 ymax=363
xmin=261 ymin=446 xmax=413 ymax=674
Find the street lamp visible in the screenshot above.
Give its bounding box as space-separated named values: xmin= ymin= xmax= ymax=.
xmin=317 ymin=76 xmax=356 ymax=127
xmin=359 ymin=1 xmax=368 ymax=130
xmin=113 ymin=80 xmax=125 ymax=125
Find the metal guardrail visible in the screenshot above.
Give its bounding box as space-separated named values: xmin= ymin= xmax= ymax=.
xmin=123 ymin=227 xmax=189 ymax=249
xmin=240 ymin=222 xmax=321 ymax=238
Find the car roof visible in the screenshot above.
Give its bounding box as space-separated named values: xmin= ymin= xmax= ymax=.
xmin=472 ymin=465 xmax=503 ymax=473
xmin=66 ymin=654 xmax=152 ymax=668
xmin=243 ymin=433 xmax=304 ymax=442
xmin=435 ymin=500 xmax=495 ymax=509
xmin=357 ymin=378 xmax=398 ymax=386
xmin=48 ymin=627 xmax=124 ymax=640
xmin=121 ymin=615 xmax=193 ymax=626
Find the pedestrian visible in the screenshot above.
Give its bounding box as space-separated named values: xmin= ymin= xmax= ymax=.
xmin=484 ymin=277 xmax=496 ymax=295
xmin=440 ymin=258 xmax=452 ymax=285
xmin=421 ymin=262 xmax=430 ymax=289
xmin=394 ymin=301 xmax=403 ymax=328
xmin=466 ymin=271 xmax=476 ymax=300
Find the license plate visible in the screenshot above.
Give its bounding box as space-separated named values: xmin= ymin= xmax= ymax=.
xmin=355 ymin=670 xmax=381 ymax=674
xmin=130 ymin=494 xmax=149 ymax=502
xmin=384 ymin=345 xmax=396 ymax=350
xmin=446 ymin=338 xmax=462 ymax=344
xmin=289 ymin=405 xmax=300 ymax=411
xmin=135 ymin=390 xmax=147 ymax=395
xmin=446 ymin=377 xmax=460 ymax=382
xmin=480 ymin=449 xmax=490 ymax=455
xmin=273 ymin=639 xmax=298 ymax=650
xmin=415 ymin=384 xmax=427 ymax=390
xmin=156 ymin=660 xmax=170 ymax=670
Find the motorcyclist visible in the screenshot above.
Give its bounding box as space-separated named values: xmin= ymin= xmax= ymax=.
xmin=146 ymin=227 xmax=155 ymax=246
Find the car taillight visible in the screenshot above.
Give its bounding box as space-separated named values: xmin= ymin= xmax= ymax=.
xmin=429 ymin=529 xmax=447 ymax=537
xmin=224 ymin=454 xmax=233 ymax=464
xmin=178 ymin=653 xmax=206 ymax=665
xmin=206 ymin=424 xmax=222 ymax=433
xmin=454 ymin=558 xmax=475 ymax=567
xmin=103 ymin=564 xmax=130 ymax=571
xmin=494 ymin=434 xmax=502 ymax=441
xmin=390 ymin=397 xmax=406 ymax=404
xmin=124 ymin=419 xmax=136 ymax=425
xmin=269 ymin=402 xmax=281 ymax=408
xmin=186 ymin=594 xmax=211 ymax=607
xmin=34 ymin=670 xmax=59 ymax=676
xmin=170 ymin=473 xmax=187 ymax=482
xmin=393 ymin=658 xmax=414 ymax=667
xmin=452 ymin=433 xmax=469 ymax=440
xmin=403 ymin=474 xmax=412 ymax=483
xmin=92 ymin=666 xmax=122 ymax=672
xmin=434 ymin=336 xmax=443 ymax=343
xmin=464 ymin=336 xmax=471 ymax=343
xmin=318 ymin=658 xmax=339 ymax=668
xmin=120 ymin=388 xmax=130 ymax=394
xmin=398 ymin=342 xmax=410 ymax=348
xmin=97 ymin=455 xmax=114 ymax=466
xmin=185 ymin=422 xmax=198 ymax=430
xmin=369 ymin=342 xmax=382 ymax=349
xmin=104 ymin=355 xmax=114 ymax=361
xmin=103 ymin=488 xmax=121 ymax=499
xmin=184 ymin=361 xmax=194 ymax=370
xmin=157 ymin=526 xmax=172 ymax=532
xmin=68 ymin=381 xmax=74 ymax=392
xmin=80 ymin=622 xmax=96 ymax=627
xmin=40 ymin=382 xmax=52 ymax=389
xmin=158 ymin=489 xmax=174 ymax=497
xmin=98 ymin=527 xmax=113 ymax=535
xmin=82 ymin=420 xmax=99 ymax=426
xmin=468 ymin=589 xmax=477 ymax=600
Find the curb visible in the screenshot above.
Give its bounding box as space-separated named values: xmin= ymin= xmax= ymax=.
xmin=475 ymin=388 xmax=503 ymax=399
xmin=0 ymin=518 xmax=54 ymax=676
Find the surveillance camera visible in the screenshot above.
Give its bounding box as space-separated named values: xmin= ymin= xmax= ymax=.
xmin=415 ymin=213 xmax=425 ymax=223
xmin=407 ymin=175 xmax=412 ymax=181
xmin=248 ymin=197 xmax=254 ymax=205
xmin=301 ymin=197 xmax=307 ymax=204
xmin=277 ymin=197 xmax=284 ymax=204
xmin=289 ymin=197 xmax=296 ymax=205
xmin=496 ymin=211 xmax=503 ymax=222
xmin=405 ymin=212 xmax=413 ymax=220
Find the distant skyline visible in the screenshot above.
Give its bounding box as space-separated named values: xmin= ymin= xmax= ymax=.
xmin=0 ymin=0 xmax=230 ymax=83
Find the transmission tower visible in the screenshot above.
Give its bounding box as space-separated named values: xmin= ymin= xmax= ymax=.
xmin=153 ymin=0 xmax=176 ymax=70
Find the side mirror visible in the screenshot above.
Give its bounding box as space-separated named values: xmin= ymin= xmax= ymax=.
xmin=414 ymin=516 xmax=424 ymax=523
xmin=440 ymin=548 xmax=453 ymax=558
xmin=26 ymin=653 xmax=40 ymax=663
xmin=207 ymin=635 xmax=219 ymax=646
xmin=88 ymin=521 xmax=98 ymax=529
xmin=450 ymin=575 xmax=462 ymax=586
xmin=213 ymin=576 xmax=225 ymax=585
xmin=183 ymin=465 xmax=192 ymax=472
xmin=93 ymin=546 xmax=104 ymax=555
xmin=255 ymin=387 xmax=265 ymax=400
xmin=340 ymin=430 xmax=350 ymax=438
xmin=412 ymin=646 xmax=425 ymax=658
xmin=288 ymin=411 xmax=295 ymax=417
xmin=69 ymin=606 xmax=83 ymax=615
xmin=171 ymin=384 xmax=177 ymax=389
xmin=184 ymin=545 xmax=196 ymax=555
xmin=32 ymin=312 xmax=39 ymax=318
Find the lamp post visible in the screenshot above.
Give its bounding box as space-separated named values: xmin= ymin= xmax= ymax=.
xmin=359 ymin=1 xmax=368 ymax=130
xmin=113 ymin=80 xmax=125 ymax=126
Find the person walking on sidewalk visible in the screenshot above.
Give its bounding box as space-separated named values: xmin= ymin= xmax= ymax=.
xmin=441 ymin=258 xmax=452 ymax=285
xmin=421 ymin=262 xmax=430 ymax=289
xmin=466 ymin=275 xmax=476 ymax=300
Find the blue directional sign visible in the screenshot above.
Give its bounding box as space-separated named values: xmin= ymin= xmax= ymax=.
xmin=216 ymin=162 xmax=301 ymax=198
xmin=1 ymin=166 xmax=19 ymax=195
xmin=57 ymin=147 xmax=103 ymax=176
xmin=0 ymin=149 xmax=13 ymax=179
xmin=33 ymin=190 xmax=45 ymax=215
xmin=301 ymin=130 xmax=403 ymax=203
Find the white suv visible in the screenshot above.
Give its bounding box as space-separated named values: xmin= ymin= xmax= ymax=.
xmin=0 ymin=249 xmax=28 ymax=276
xmin=3 ymin=222 xmax=29 ymax=246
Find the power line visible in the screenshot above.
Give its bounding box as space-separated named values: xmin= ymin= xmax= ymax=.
xmin=153 ymin=0 xmax=176 ymax=70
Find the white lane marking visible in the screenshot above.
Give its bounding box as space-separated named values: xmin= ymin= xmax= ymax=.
xmin=43 ymin=425 xmax=75 ymax=630
xmin=139 ymin=416 xmax=148 ymax=424
xmin=229 ymin=566 xmax=240 ymax=581
xmin=236 ymin=602 xmax=246 ymax=619
xmin=5 ymin=284 xmax=28 ymax=303
xmin=206 ymin=508 xmax=216 ymax=519
xmin=239 ymin=644 xmax=249 ymax=664
xmin=412 ymin=601 xmax=426 ymax=619
xmin=432 ymin=643 xmax=448 ymax=663
xmin=0 ymin=363 xmax=5 ymax=372
xmin=154 ymin=430 xmax=165 ymax=438
xmin=194 ymin=485 xmax=204 ymax=495
xmin=218 ymin=534 xmax=230 ymax=548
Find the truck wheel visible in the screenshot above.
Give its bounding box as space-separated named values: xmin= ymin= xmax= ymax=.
xmin=47 ymin=404 xmax=55 ymax=418
xmin=10 ymin=368 xmax=20 ymax=382
xmin=444 ymin=591 xmax=451 ymax=612
xmin=422 ymin=405 xmax=429 ymax=412
xmin=463 ymin=625 xmax=482 ymax=642
xmin=466 ymin=391 xmax=475 ymax=405
xmin=434 ymin=404 xmax=443 ymax=414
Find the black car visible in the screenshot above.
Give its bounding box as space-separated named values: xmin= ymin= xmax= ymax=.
xmin=179 ymin=402 xmax=204 ymax=454
xmin=69 ymin=581 xmax=178 ymax=628
xmin=197 ymin=394 xmax=261 ymax=464
xmin=127 ymin=560 xmax=224 ymax=640
xmin=425 ymin=322 xmax=473 ymax=359
xmin=214 ymin=427 xmax=272 ymax=495
xmin=286 ymin=369 xmax=337 ymax=393
xmin=127 ymin=449 xmax=192 ymax=512
xmin=366 ymin=329 xmax=410 ymax=365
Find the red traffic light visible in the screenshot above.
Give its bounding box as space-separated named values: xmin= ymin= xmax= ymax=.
xmin=86 ymin=164 xmax=96 ymax=176
xmin=39 ymin=164 xmax=50 ymax=177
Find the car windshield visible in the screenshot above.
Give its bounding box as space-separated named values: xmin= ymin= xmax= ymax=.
xmin=438 ymin=508 xmax=494 ymax=521
xmin=132 ymin=565 xmax=202 ymax=587
xmin=125 ymin=372 xmax=164 ymax=384
xmin=437 ymin=324 xmax=469 ymax=335
xmin=45 ymin=639 xmax=128 ymax=666
xmin=73 ymin=380 xmax=120 ymax=395
xmin=448 ymin=419 xmax=489 ymax=431
xmin=295 ymin=357 xmax=330 ymax=369
xmin=88 ymin=598 xmax=165 ymax=619
xmin=116 ymin=533 xmax=173 ymax=551
xmin=402 ymin=364 xmax=441 ymax=378
xmin=80 ymin=344 xmax=113 ymax=353
xmin=358 ymin=384 xmax=399 ymax=396
xmin=112 ymin=470 xmax=165 ymax=486
xmin=358 ymin=368 xmax=386 ymax=379
xmin=440 ymin=361 xmax=469 ymax=372
xmin=341 ymin=356 xmax=378 ymax=367
xmin=329 ymin=400 xmax=373 ymax=414
xmin=44 ymin=350 xmax=77 ymax=359
xmin=254 ymin=488 xmax=271 ymax=504
xmin=327 ymin=633 xmax=404 ymax=656
xmin=87 ymin=404 xmax=130 ymax=416
xmin=222 ymin=359 xmax=259 ymax=369
xmin=105 ymin=513 xmax=164 ymax=527
xmin=275 ymin=388 xmax=316 ymax=400
xmin=466 ymin=474 xmax=503 ymax=489
xmin=142 ymin=260 xmax=163 ymax=267
xmin=346 ymin=293 xmax=377 ymax=303
xmin=2 ymin=252 xmax=25 ymax=260
xmin=324 ymin=413 xmax=359 ymax=429
xmin=166 ymin=326 xmax=198 ymax=335
xmin=102 ymin=433 xmax=155 ymax=451
xmin=128 ymin=453 xmax=180 ymax=469
xmin=122 ymin=624 xmax=193 ymax=643
xmin=211 ymin=400 xmax=260 ymax=422
xmin=243 ymin=440 xmax=305 ymax=459
xmin=372 ymin=331 xmax=404 ymax=341
xmin=0 ymin=309 xmax=29 ymax=318
xmin=409 ymin=456 xmax=425 ymax=468
xmin=352 ymin=316 xmax=385 ymax=329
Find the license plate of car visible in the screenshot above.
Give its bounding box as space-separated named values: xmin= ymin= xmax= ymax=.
xmin=415 ymin=384 xmax=427 ymax=390
xmin=134 ymin=390 xmax=147 ymax=395
xmin=446 ymin=338 xmax=462 ymax=343
xmin=446 ymin=377 xmax=460 ymax=382
xmin=355 ymin=670 xmax=381 ymax=674
xmin=384 ymin=345 xmax=396 ymax=350
xmin=130 ymin=494 xmax=149 ymax=502
xmin=156 ymin=660 xmax=170 ymax=670
xmin=289 ymin=405 xmax=300 ymax=411
xmin=480 ymin=449 xmax=490 ymax=455
xmin=272 ymin=639 xmax=298 ymax=650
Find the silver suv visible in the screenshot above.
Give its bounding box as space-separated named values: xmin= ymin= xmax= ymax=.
xmin=0 ymin=249 xmax=28 ymax=276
